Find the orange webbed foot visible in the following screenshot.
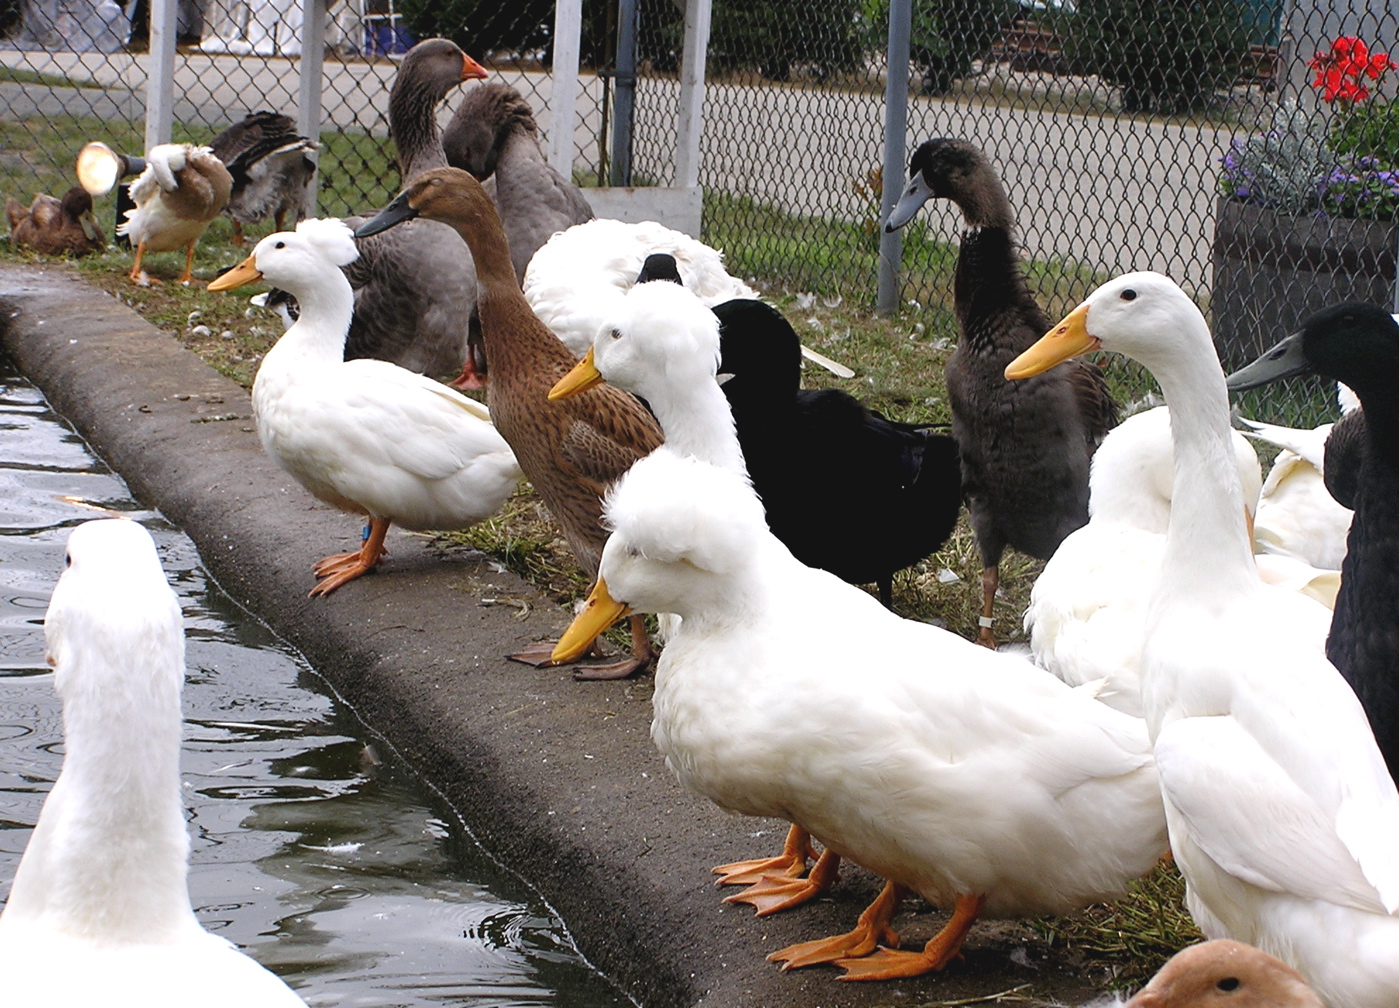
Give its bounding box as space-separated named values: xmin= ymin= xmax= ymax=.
xmin=714 ymin=824 xmax=816 ymax=886
xmin=834 ymin=893 xmax=985 ymax=981
xmin=768 ymin=880 xmax=902 ymax=971
xmin=725 ymin=849 xmax=839 ymax=916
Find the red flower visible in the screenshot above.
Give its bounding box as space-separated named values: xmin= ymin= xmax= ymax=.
xmin=1309 ymin=36 xmax=1395 ymax=103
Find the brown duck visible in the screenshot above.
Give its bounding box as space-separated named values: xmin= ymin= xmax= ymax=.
xmin=356 ymin=167 xmax=663 ymax=679
xmin=5 ymin=187 xmax=105 ymax=256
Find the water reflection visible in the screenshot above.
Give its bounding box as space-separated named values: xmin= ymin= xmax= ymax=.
xmin=0 ymin=358 xmax=628 ymax=1008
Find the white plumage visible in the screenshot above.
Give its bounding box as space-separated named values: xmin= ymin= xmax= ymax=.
xmin=210 ymin=218 xmax=521 ymax=595
xmin=523 ymin=219 xmax=756 ymax=357
xmin=114 ymin=144 xmax=232 ymax=285
xmin=1011 ymin=272 xmax=1399 ymax=1008
xmin=561 ymin=451 xmax=1167 ymax=978
xmin=0 ymin=519 xmax=305 ymax=1008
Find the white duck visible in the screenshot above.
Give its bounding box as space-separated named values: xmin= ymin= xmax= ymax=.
xmin=207 ymin=219 xmax=521 ymax=595
xmin=1238 ymin=397 xmax=1355 ymax=571
xmin=1006 ymin=272 xmax=1399 ymax=1008
xmin=79 ymin=142 xmax=233 ymax=286
xmin=551 ymin=451 xmax=1166 ymax=980
xmin=1026 ymin=406 xmax=1335 ymax=717
xmin=522 ymin=218 xmax=757 ymax=358
xmin=0 ymin=519 xmax=306 ymax=1008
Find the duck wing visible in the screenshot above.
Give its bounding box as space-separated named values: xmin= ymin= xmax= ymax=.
xmin=1067 ymin=357 xmax=1118 ymax=451
xmin=558 ymin=395 xmax=662 ymax=486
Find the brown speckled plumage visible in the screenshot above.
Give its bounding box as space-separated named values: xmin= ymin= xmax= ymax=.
xmin=394 ymin=167 xmax=662 ymax=575
xmin=6 ymin=187 xmax=105 ymax=256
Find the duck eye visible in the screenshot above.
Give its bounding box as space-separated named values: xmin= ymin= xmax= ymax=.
xmin=430 ymin=177 xmax=442 ymax=187
xmin=1120 ymin=289 xmax=1137 ymax=301
xmin=64 ymin=554 xmax=71 ymax=567
xmin=610 ymin=328 xmax=622 ymax=340
xmin=1216 ymin=977 xmax=1240 ymax=992
xmin=274 ymin=241 xmax=285 ymax=249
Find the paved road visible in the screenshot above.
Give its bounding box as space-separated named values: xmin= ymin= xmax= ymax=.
xmin=2 ymin=44 xmax=1231 ymax=290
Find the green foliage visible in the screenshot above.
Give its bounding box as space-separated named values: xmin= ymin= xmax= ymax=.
xmin=705 ymin=0 xmax=866 ymax=81
xmin=397 ymin=0 xmax=614 ymax=68
xmin=1060 ymin=0 xmax=1252 ymax=114
xmin=1329 ymin=99 xmax=1399 ymax=167
xmin=861 ymin=0 xmax=1016 ymax=94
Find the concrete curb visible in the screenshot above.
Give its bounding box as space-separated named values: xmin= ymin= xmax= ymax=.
xmin=0 ymin=263 xmax=1091 ymax=1008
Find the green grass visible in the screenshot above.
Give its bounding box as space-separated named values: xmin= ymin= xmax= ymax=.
xmin=0 ymin=66 xmax=104 ymax=90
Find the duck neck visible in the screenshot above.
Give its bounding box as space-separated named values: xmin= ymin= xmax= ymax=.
xmin=1151 ymin=342 xmax=1259 ymax=601
xmin=390 ymin=76 xmax=449 ymax=179
xmin=646 ymin=375 xmax=749 ymax=476
xmin=5 ymin=641 xmax=193 ymax=939
xmin=1352 ymin=388 xmax=1399 ymax=470
xmin=264 ymin=270 xmax=356 ymax=367
xmin=953 ymin=225 xmax=1045 ymax=353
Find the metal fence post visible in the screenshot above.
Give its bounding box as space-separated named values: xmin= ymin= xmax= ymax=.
xmin=609 ymin=0 xmax=639 ymax=187
xmin=877 ymin=0 xmax=911 ymax=315
xmin=144 ymin=0 xmax=177 ymax=152
xmin=549 ymin=0 xmax=583 ymax=178
xmin=675 ymin=0 xmax=712 ymax=190
xmin=298 ymin=0 xmax=325 ymax=214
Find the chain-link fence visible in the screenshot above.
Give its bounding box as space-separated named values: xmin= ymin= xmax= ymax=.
xmin=3 ymin=0 xmax=1397 ymax=424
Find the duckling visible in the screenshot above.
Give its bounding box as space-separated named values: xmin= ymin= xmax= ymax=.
xmin=1228 ymin=303 xmax=1399 ymax=786
xmin=96 ymin=143 xmax=232 ymax=286
xmin=1009 ymin=273 xmax=1399 ymax=1008
xmin=356 ymin=169 xmax=663 ymax=677
xmin=208 ymin=111 xmax=318 ymax=246
xmin=0 ymin=519 xmax=306 ymax=1007
xmin=886 ymin=137 xmax=1117 ymax=647
xmin=1119 ymin=940 xmax=1323 ymax=1008
xmin=207 ymin=219 xmax=522 ymax=596
xmin=5 ymin=187 xmax=105 ymax=256
xmin=551 ymin=451 xmax=1166 ymax=979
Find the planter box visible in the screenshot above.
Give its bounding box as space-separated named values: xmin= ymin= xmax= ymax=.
xmin=1211 ymin=197 xmax=1399 ymax=370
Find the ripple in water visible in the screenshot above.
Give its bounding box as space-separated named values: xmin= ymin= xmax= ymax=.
xmin=0 ymin=357 xmax=629 ymax=1008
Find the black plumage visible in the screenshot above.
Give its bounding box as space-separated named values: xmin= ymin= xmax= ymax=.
xmin=208 ymin=111 xmax=316 ymax=242
xmin=1228 ymin=302 xmax=1399 ymax=783
xmin=886 ymin=138 xmax=1117 ymax=644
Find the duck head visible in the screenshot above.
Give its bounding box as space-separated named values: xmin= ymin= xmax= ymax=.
xmin=885 ymin=138 xmax=1010 ymax=231
xmin=208 ymin=218 xmax=358 ymax=296
xmin=1226 ymin=302 xmax=1399 ymax=402
xmin=397 ymin=37 xmax=488 ymax=92
xmin=1121 ymin=939 xmax=1322 ymax=1008
xmin=1005 ymin=272 xmax=1203 ymax=380
xmin=549 ymin=278 xmax=722 ymax=402
xmin=552 ymin=452 xmax=767 ymax=663
xmin=353 ymin=167 xmax=494 ymax=238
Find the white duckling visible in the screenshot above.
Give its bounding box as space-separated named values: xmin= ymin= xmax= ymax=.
xmin=0 ymin=519 xmax=305 ymax=1007
xmin=1006 ymin=272 xmax=1399 ymax=1008
xmin=551 ymin=451 xmax=1167 ymax=980
xmin=79 ymin=142 xmax=233 ymax=286
xmin=1027 ymin=406 xmax=1334 ymax=717
xmin=1118 ymin=940 xmax=1323 ymax=1008
xmin=207 ymin=219 xmax=521 ymax=595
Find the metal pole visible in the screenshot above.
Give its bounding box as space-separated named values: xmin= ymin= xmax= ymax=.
xmin=549 ymin=0 xmax=583 ymax=178
xmin=144 ymin=0 xmax=177 ymax=153
xmin=297 ymin=0 xmax=325 ymax=214
xmin=675 ymin=0 xmax=711 ymax=189
xmin=877 ymin=0 xmax=911 ymax=315
xmin=609 ymin=0 xmax=638 ymax=186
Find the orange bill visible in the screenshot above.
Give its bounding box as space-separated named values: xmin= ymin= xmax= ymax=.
xmin=462 ymin=53 xmax=488 ymax=80
xmin=1004 ymin=302 xmax=1099 ymax=380
xmin=548 ymin=348 xmax=605 ymax=401
xmin=552 ymin=576 xmax=631 ymax=664
xmin=206 ymin=256 xmax=263 ymax=292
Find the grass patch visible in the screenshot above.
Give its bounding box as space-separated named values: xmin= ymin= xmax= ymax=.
xmin=0 ymin=66 xmax=104 ymax=90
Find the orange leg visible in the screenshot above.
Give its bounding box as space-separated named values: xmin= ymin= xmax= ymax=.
xmin=714 ymin=823 xmax=816 ymax=886
xmin=309 ymin=517 xmax=390 ymax=597
xmin=726 ymin=847 xmax=840 ymax=916
xmin=449 ymin=345 xmax=488 ymax=390
xmin=508 ymin=613 xmax=655 ymax=680
xmin=231 ymin=219 xmax=246 ymax=246
xmin=128 ymin=239 xmax=153 ymax=285
xmin=975 ymin=566 xmax=998 ymax=649
xmin=834 ymin=892 xmax=985 ymax=981
xmin=768 ymin=880 xmax=904 ymax=971
xmin=176 ymin=241 xmax=197 ymax=285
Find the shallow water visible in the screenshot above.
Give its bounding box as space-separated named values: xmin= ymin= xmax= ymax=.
xmin=0 ymin=356 xmax=630 ymax=1008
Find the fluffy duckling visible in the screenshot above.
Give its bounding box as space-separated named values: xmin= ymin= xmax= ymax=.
xmin=5 ymin=187 xmax=105 ymax=255
xmin=1119 ymin=940 xmax=1323 ymax=1008
xmin=552 ymin=451 xmax=1166 ymax=979
xmin=0 ymin=519 xmax=305 ymax=1007
xmin=208 ymin=219 xmax=521 ymax=596
xmin=1228 ymin=303 xmax=1399 ymax=787
xmin=886 ymin=138 xmax=1117 ymax=647
xmin=208 ymin=111 xmax=318 ymax=246
xmin=356 ymin=169 xmax=663 ymax=676
xmin=94 ymin=143 xmax=232 ymax=285
xmin=1008 ymin=273 xmax=1399 ymax=1008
